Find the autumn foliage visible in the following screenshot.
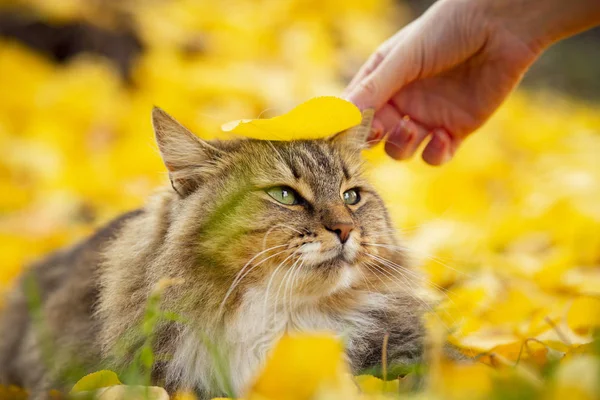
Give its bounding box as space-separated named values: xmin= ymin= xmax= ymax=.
xmin=0 ymin=0 xmax=599 ymax=399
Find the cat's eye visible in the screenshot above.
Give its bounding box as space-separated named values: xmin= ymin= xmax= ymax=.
xmin=343 ymin=188 xmax=360 ymax=205
xmin=266 ymin=186 xmax=301 ymax=205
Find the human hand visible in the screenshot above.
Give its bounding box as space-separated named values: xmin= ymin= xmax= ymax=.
xmin=344 ymin=0 xmax=600 ymax=165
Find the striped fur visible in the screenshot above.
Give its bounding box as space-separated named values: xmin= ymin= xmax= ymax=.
xmin=0 ymin=108 xmax=425 ymax=399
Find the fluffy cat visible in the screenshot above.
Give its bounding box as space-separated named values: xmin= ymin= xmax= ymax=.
xmin=0 ymin=108 xmax=426 ymax=399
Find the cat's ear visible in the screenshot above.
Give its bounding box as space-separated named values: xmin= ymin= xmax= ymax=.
xmin=152 ymin=107 xmax=223 ymax=197
xmin=329 ymin=109 xmax=375 ymax=151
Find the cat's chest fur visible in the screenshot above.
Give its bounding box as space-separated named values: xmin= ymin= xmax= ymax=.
xmin=167 ymin=285 xmax=386 ymax=397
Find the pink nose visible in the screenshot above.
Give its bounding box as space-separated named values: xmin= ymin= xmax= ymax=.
xmin=326 ymin=222 xmax=354 ymax=244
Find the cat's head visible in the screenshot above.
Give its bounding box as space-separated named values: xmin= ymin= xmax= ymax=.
xmin=152 ymin=107 xmax=408 ymax=309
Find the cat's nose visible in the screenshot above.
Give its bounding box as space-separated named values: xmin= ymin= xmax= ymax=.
xmin=326 ymin=222 xmax=354 ymax=244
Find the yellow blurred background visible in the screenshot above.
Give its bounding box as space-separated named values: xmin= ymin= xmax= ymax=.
xmin=0 ymin=0 xmax=599 ymax=370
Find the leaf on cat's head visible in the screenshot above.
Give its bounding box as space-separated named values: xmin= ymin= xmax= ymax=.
xmin=70 ymin=370 xmax=122 ymax=394
xmin=221 ymin=96 xmax=363 ymax=140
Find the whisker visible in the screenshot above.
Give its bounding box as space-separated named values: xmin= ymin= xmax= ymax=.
xmin=365 ymin=242 xmax=470 ymax=278
xmin=282 ymin=258 xmax=301 ymax=319
xmin=366 ymin=255 xmax=457 ymax=327
xmin=367 ymin=240 xmax=459 ymax=265
xmin=368 ymin=252 xmax=430 ymax=282
xmin=262 ymin=224 xmax=302 ymax=250
xmin=366 ymin=256 xmax=421 ymax=294
xmin=364 ymin=243 xmax=446 ymax=292
xmin=354 ymin=263 xmax=376 ymax=293
xmin=359 ymin=262 xmax=394 ymax=322
xmin=362 ymin=262 xmax=396 ymax=294
xmin=363 ymin=242 xmax=410 ymax=252
xmin=367 ymin=253 xmax=455 ymax=302
xmin=218 ymin=246 xmax=287 ymax=317
xmin=228 ymin=244 xmax=287 ymax=291
xmin=262 ymin=250 xmax=300 ymax=327
xmin=365 ymin=226 xmax=420 ymax=236
xmin=272 ymin=257 xmax=301 ymax=327
xmin=422 ymin=254 xmax=468 ymax=277
xmin=285 ymin=259 xmax=305 ymax=318
xmin=365 ymin=258 xmax=450 ymax=328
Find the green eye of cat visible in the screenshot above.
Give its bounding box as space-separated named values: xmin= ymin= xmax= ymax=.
xmin=266 ymin=186 xmax=301 ymax=205
xmin=343 ymin=189 xmax=360 ymax=205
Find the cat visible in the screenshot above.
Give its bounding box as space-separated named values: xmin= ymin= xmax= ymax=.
xmin=0 ymin=107 xmax=426 ymax=399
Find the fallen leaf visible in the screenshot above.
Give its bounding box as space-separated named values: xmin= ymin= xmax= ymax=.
xmin=71 ymin=385 xmax=169 ymax=400
xmin=70 ymin=370 xmax=122 ymax=394
xmin=354 ymin=375 xmax=400 ymax=395
xmin=550 ymin=355 xmax=600 ymax=400
xmin=567 ymin=296 xmax=600 ymax=335
xmin=247 ymin=333 xmax=357 ymax=400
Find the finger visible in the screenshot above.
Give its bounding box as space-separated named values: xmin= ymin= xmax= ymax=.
xmin=384 ymin=117 xmax=431 ymax=160
xmin=366 ymin=104 xmax=402 ymax=146
xmin=374 ymin=103 xmax=402 ymax=133
xmin=347 ymin=4 xmax=480 ymax=111
xmin=343 ymin=50 xmax=388 ymax=99
xmin=345 ymin=30 xmax=423 ymax=110
xmin=421 ymin=128 xmax=457 ymax=166
xmin=343 ymin=28 xmax=409 ymax=99
xmin=368 ymin=118 xmax=385 ymax=145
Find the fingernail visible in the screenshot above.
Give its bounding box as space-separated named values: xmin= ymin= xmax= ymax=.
xmin=369 ymin=126 xmax=383 ymax=141
xmin=401 ymin=119 xmax=416 ymax=139
xmin=392 ymin=119 xmax=417 ymax=149
xmin=432 ymin=130 xmax=452 ymax=164
xmin=402 ymin=132 xmax=415 ymax=147
xmin=440 ymin=149 xmax=452 ymax=164
xmin=386 ymin=123 xmax=408 ymax=147
xmin=384 ymin=123 xmax=415 ymax=160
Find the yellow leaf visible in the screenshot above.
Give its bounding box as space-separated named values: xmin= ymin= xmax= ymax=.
xmin=550 ymin=355 xmax=600 ymax=400
xmin=354 ymin=375 xmax=400 ymax=395
xmin=174 ymin=391 xmax=200 ymax=400
xmin=448 ymin=327 xmax=519 ymax=354
xmin=567 ymin=296 xmax=600 ymax=335
xmin=72 ymin=385 xmax=169 ymax=400
xmin=0 ymin=385 xmax=28 ymax=400
xmin=247 ymin=333 xmax=356 ymax=400
xmin=70 ymin=370 xmax=122 ymax=394
xmin=221 ymin=96 xmax=362 ymax=140
xmin=434 ymin=361 xmax=494 ymax=399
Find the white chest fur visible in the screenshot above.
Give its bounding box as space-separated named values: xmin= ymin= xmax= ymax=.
xmin=225 ymin=287 xmax=350 ymax=394
xmin=166 ymin=285 xmax=388 ymax=397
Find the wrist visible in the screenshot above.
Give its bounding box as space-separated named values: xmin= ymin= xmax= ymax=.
xmin=478 ymin=0 xmax=600 ymax=52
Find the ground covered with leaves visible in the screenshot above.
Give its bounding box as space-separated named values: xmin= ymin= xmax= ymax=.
xmin=0 ymin=0 xmax=599 ymax=399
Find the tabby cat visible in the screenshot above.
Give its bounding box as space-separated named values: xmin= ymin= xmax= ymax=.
xmin=0 ymin=108 xmax=425 ymax=399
